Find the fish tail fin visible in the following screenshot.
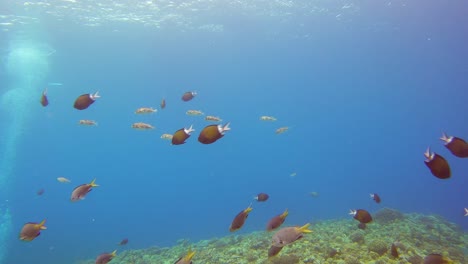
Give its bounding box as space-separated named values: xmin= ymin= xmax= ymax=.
xmin=440 ymin=132 xmax=449 ymax=142
xmin=223 ymin=122 xmax=231 ymax=132
xmin=188 ymin=125 xmax=195 ymax=133
xmin=90 ymin=179 xmax=99 ymax=187
xmin=245 ymin=203 xmax=253 ymax=213
xmin=298 ymin=223 xmax=312 ymax=233
xmin=281 ymin=209 xmax=289 ymax=218
xmin=91 ymin=91 xmax=100 ymax=99
xmin=184 ymin=249 xmax=196 ymax=261
xmin=38 ymin=219 xmax=47 ymax=230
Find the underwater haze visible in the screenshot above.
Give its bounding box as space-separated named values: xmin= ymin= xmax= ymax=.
xmin=0 ymin=0 xmax=467 ymax=263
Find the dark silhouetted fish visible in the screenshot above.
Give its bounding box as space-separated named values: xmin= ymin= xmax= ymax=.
xmin=95 ymin=250 xmax=116 ymax=264
xmin=440 ymin=133 xmax=468 ymax=158
xmin=198 ymin=123 xmax=230 ymax=144
xmin=391 ymin=243 xmax=399 ymax=258
xmin=268 ymin=246 xmax=283 ymax=258
xmin=254 ymin=193 xmax=269 ymax=202
xmin=370 ymin=193 xmax=381 ymax=204
xmin=118 ymin=238 xmax=128 ymax=245
xmin=73 ymin=91 xmax=100 ymax=110
xmin=229 ymin=205 xmax=253 ymax=232
xmin=181 ymin=91 xmax=196 ymax=102
xmin=172 ymin=125 xmax=195 ymax=145
xmin=424 ymin=147 xmax=451 ymax=179
xmin=266 ymin=209 xmax=288 ymax=231
xmin=40 ymin=88 xmax=49 ymax=107
xmin=423 ymin=253 xmax=453 ymax=264
xmin=349 ymin=209 xmax=372 ymax=224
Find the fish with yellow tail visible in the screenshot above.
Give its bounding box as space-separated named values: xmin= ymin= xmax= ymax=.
xmin=271 ymin=223 xmax=312 ymax=247
xmin=174 ymin=249 xmax=195 ymax=264
xmin=71 ymin=179 xmax=99 ymax=201
xmin=95 ymin=250 xmax=117 ymax=264
xmin=266 ymin=209 xmax=288 ymax=231
xmin=229 ymin=204 xmax=253 ymax=232
xmin=19 ymin=219 xmax=47 ymax=241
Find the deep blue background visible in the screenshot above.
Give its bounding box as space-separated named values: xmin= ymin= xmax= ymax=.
xmin=1 ymin=1 xmax=467 ymax=263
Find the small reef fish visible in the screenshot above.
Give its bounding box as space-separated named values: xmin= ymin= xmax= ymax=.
xmin=198 ymin=123 xmax=230 ymax=144
xmin=423 ymin=253 xmax=453 ymax=264
xmin=160 ymin=98 xmax=166 ymax=109
xmin=205 ymin=115 xmax=222 ymax=122
xmin=79 ymin=120 xmax=98 ymax=126
xmin=47 ymin=82 xmax=63 ymax=86
xmin=132 ymin=122 xmax=154 ymax=130
xmin=73 ymin=91 xmax=100 ymax=110
xmin=181 ymin=91 xmax=197 ymax=102
xmin=160 ymin=133 xmax=173 ymax=140
xmin=310 ymin=192 xmax=319 ymax=198
xmin=268 ymin=245 xmax=283 ymax=258
xmin=290 ymin=172 xmax=297 ymax=177
xmin=40 ymin=88 xmax=49 ymax=107
xmin=464 ymin=208 xmax=468 ymax=217
xmin=275 ymin=127 xmax=289 ymax=134
xmin=260 ymin=116 xmax=277 ymax=121
xmin=357 ymin=223 xmax=367 ymax=230
xmin=349 ymin=209 xmax=372 ymax=224
xmin=95 ymin=250 xmax=117 ymax=264
xmin=135 ymin=107 xmax=157 ymax=114
xmin=424 ymin=147 xmax=451 ymax=179
xmin=271 ymin=223 xmax=312 ymax=247
xmin=186 ymin=110 xmax=204 ymax=116
xmin=172 ymin=125 xmax=195 ymax=145
xmin=118 ymin=238 xmax=128 ymax=246
xmin=254 ymin=193 xmax=269 ymax=202
xmin=229 ymin=205 xmax=253 ymax=232
xmin=266 ymin=209 xmax=288 ymax=231
xmin=71 ymin=179 xmax=99 ymax=201
xmin=390 ymin=243 xmax=399 ymax=258
xmin=19 ymin=219 xmax=47 ymax=241
xmin=36 ymin=188 xmax=45 ymax=196
xmin=370 ymin=193 xmax=381 ymax=204
xmin=57 ymin=177 xmax=71 ymax=183
xmin=174 ymin=250 xmax=196 ymax=264
xmin=440 ymin=132 xmax=468 ymax=158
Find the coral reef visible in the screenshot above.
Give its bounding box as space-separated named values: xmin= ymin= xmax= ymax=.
xmin=76 ymin=211 xmax=467 ymax=264
xmin=373 ymin=207 xmax=405 ymax=224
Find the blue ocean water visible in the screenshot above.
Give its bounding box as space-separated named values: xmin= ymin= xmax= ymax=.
xmin=0 ymin=1 xmax=467 ymax=263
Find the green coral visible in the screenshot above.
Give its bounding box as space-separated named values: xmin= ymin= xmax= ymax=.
xmin=76 ymin=211 xmax=467 ymax=264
